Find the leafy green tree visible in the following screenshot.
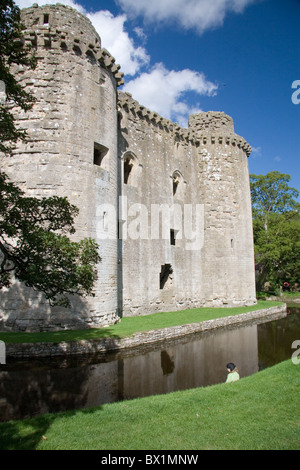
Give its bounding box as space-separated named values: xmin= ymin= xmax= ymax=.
xmin=250 ymin=171 xmax=300 ymax=226
xmin=0 ymin=0 xmax=36 ymax=153
xmin=0 ymin=0 xmax=101 ymax=307
xmin=250 ymin=171 xmax=300 ymax=291
xmin=0 ymin=172 xmax=100 ymax=307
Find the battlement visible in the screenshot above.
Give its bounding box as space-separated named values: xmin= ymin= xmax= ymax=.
xmin=21 ymin=3 xmax=124 ymax=86
xmin=19 ymin=4 xmax=250 ymax=155
xmin=189 ymin=111 xmax=234 ymax=134
xmin=118 ymin=91 xmax=196 ymax=145
xmin=118 ymin=92 xmax=251 ymax=156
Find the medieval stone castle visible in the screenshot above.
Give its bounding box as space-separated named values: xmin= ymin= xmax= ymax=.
xmin=0 ymin=4 xmax=256 ymax=331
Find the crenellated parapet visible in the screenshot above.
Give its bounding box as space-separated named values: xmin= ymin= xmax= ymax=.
xmin=188 ymin=111 xmax=252 ymax=156
xmin=118 ymin=92 xmax=252 ymax=156
xmin=118 ymin=91 xmax=177 ymax=129
xmin=118 ymin=91 xmax=204 ymax=146
xmin=194 ymin=131 xmax=252 ymax=156
xmin=20 ymin=3 xmax=124 ymax=86
xmin=118 ymin=91 xmax=196 ymax=144
xmin=19 ymin=5 xmax=251 ymax=155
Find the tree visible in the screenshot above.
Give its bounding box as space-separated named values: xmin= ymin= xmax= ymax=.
xmin=0 ymin=1 xmax=101 ymax=307
xmin=0 ymin=0 xmax=36 ymax=153
xmin=0 ymin=172 xmax=100 ymax=307
xmin=250 ymin=171 xmax=300 ymax=227
xmin=250 ymin=171 xmax=300 ymax=291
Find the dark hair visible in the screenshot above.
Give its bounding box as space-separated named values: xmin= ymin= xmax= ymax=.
xmin=226 ymin=362 xmax=236 ymax=371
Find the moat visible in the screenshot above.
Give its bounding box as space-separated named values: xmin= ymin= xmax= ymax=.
xmin=0 ymin=306 xmax=299 ymax=422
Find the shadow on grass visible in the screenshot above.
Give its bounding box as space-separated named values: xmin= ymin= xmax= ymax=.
xmin=0 ymin=413 xmax=56 ymax=450
xmin=0 ymin=407 xmax=103 ymax=450
xmin=0 ymin=282 xmax=124 ymax=345
xmin=0 ymin=326 xmax=123 ymax=345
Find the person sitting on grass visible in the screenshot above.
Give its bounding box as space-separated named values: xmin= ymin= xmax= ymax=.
xmin=225 ymin=362 xmax=240 ymax=383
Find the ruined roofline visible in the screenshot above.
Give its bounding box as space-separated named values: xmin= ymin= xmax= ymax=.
xmin=20 ymin=4 xmax=251 ymax=156
xmin=118 ymin=91 xmax=252 ymax=156
xmin=118 ymin=91 xmax=193 ymax=141
xmin=20 ymin=3 xmax=124 ymax=86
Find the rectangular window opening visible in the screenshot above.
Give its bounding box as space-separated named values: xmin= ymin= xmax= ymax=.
xmin=170 ymin=229 xmax=176 ymax=246
xmin=94 ymin=143 xmax=109 ymax=167
xmin=43 ymin=14 xmax=49 ymax=24
xmin=160 ymin=264 xmax=173 ymax=290
xmin=103 ymin=211 xmax=108 ymax=231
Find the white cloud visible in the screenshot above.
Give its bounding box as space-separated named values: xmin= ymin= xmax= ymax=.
xmin=123 ymin=63 xmax=218 ymax=126
xmin=133 ymin=27 xmax=147 ymax=43
xmin=15 ymin=1 xmax=218 ymax=124
xmin=117 ymin=0 xmax=257 ymax=34
xmin=87 ymin=10 xmax=149 ymax=76
xmin=251 ymin=146 xmax=262 ymax=158
xmin=16 ymin=1 xmax=149 ymax=76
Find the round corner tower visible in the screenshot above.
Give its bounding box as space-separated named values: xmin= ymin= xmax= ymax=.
xmin=188 ymin=111 xmax=256 ymax=307
xmin=0 ymin=4 xmax=123 ymax=331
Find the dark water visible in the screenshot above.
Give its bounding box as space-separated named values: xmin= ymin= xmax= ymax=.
xmin=0 ymin=307 xmax=299 ymax=422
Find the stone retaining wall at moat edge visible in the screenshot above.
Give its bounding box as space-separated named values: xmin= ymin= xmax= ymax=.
xmin=4 ymin=304 xmax=287 ymax=358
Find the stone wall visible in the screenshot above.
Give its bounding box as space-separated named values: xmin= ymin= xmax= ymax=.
xmin=188 ymin=112 xmax=256 ymax=307
xmin=5 ymin=304 xmax=287 ymax=357
xmin=118 ymin=92 xmax=204 ymax=315
xmin=0 ymin=4 xmax=121 ymax=331
xmin=118 ymin=94 xmax=256 ymax=316
xmin=0 ymin=4 xmax=256 ymax=331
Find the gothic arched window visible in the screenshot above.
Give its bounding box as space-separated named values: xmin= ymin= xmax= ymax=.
xmin=172 ymin=170 xmax=184 ymax=198
xmin=123 ymin=152 xmax=139 ymax=186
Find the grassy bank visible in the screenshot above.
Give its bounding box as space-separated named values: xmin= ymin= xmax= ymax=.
xmin=0 ymin=300 xmax=283 ymax=344
xmin=0 ymin=359 xmax=299 ymax=450
xmin=259 ymin=291 xmax=300 ymax=303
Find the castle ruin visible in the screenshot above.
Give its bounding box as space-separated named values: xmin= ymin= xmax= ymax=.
xmin=0 ymin=4 xmax=256 ymax=331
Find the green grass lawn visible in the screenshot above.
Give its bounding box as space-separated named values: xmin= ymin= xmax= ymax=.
xmin=283 ymin=291 xmax=300 ymax=298
xmin=0 ymin=300 xmax=283 ymax=344
xmin=0 ymin=359 xmax=299 ymax=450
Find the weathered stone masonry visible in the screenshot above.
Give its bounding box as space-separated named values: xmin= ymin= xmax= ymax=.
xmin=0 ymin=4 xmax=256 ymax=331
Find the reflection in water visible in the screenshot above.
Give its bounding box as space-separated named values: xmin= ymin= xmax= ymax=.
xmin=121 ymin=324 xmax=259 ymax=402
xmin=258 ymin=306 xmax=300 ymax=369
xmin=161 ymin=350 xmax=175 ymax=375
xmin=0 ymin=307 xmax=299 ymax=422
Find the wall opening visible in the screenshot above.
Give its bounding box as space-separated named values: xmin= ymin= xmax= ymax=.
xmin=123 ymin=152 xmax=139 ymax=186
xmin=43 ymin=14 xmax=49 ymax=24
xmin=170 ymin=229 xmax=176 ymax=246
xmin=94 ymin=143 xmax=109 ymax=167
xmin=103 ymin=211 xmax=108 ymax=231
xmin=86 ymin=50 xmax=96 ymax=64
xmin=160 ymin=264 xmax=173 ymax=290
xmin=172 ymin=170 xmax=184 ymax=199
xmin=124 ymin=158 xmax=134 ymax=184
xmin=73 ymin=45 xmax=82 ymax=56
xmin=173 ymin=178 xmax=179 ymax=196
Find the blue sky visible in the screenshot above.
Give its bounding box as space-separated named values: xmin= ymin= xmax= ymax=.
xmin=16 ymin=0 xmax=300 ymax=198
